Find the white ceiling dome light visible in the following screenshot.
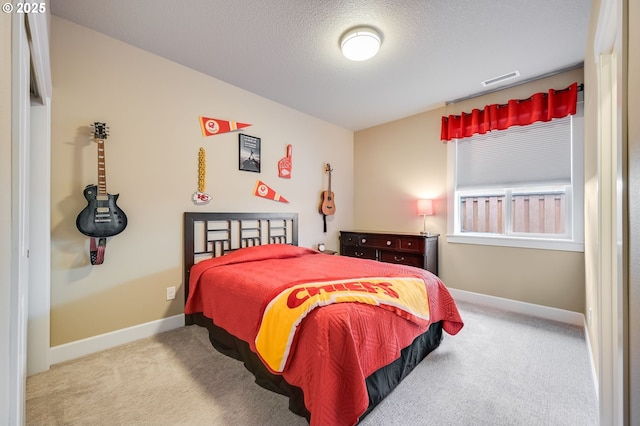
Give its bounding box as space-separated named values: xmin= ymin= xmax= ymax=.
xmin=340 ymin=27 xmax=381 ymax=61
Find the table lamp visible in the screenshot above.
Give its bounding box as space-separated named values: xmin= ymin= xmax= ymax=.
xmin=417 ymin=199 xmax=434 ymax=235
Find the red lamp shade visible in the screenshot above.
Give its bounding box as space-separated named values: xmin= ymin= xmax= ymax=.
xmin=417 ymin=199 xmax=434 ymax=216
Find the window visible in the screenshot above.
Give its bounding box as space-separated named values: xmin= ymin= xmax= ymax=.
xmin=447 ymin=101 xmax=584 ymax=252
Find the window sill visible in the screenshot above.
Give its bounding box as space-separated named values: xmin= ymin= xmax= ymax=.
xmin=446 ymin=234 xmax=584 ymax=252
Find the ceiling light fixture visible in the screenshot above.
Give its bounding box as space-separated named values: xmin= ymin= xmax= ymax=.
xmin=340 ymin=27 xmax=381 ymax=61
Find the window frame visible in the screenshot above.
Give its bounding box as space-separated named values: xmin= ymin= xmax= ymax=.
xmin=446 ymin=100 xmax=584 ymax=252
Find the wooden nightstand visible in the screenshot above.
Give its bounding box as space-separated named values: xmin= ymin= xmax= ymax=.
xmin=339 ymin=231 xmax=438 ymax=275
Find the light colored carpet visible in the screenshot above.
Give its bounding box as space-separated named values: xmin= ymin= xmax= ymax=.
xmin=26 ymin=302 xmax=598 ymax=425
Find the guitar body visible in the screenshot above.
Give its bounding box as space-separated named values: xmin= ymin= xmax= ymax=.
xmin=76 ymin=184 xmax=128 ymax=238
xmin=76 ymin=122 xmax=128 ymax=241
xmin=320 ymin=190 xmax=336 ymax=215
xmin=320 ymin=163 xmax=336 ymax=215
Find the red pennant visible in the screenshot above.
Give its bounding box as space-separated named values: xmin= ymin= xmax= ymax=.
xmin=199 ymin=116 xmax=251 ymax=137
xmin=253 ymin=180 xmax=289 ymax=203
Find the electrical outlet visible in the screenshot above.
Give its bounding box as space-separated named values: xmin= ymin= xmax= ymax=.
xmin=166 ymin=286 xmax=176 ymax=301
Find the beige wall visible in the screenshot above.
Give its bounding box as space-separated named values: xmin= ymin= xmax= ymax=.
xmin=354 ymin=69 xmax=586 ymax=313
xmin=50 ymin=17 xmax=354 ymax=346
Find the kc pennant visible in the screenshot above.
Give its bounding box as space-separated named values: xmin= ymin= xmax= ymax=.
xmin=255 ymin=276 xmax=431 ymax=373
xmin=253 ymin=180 xmax=289 ymax=203
xmin=199 ymin=116 xmax=251 ymax=137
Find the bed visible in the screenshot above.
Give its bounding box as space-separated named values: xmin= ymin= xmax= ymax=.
xmin=183 ymin=212 xmax=463 ymax=426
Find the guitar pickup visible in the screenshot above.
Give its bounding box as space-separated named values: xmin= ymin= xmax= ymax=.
xmin=94 ymin=212 xmax=112 ymax=223
xmin=96 ymin=207 xmax=110 ymax=213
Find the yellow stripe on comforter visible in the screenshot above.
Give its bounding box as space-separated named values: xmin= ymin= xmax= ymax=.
xmin=255 ymin=276 xmax=431 ymax=373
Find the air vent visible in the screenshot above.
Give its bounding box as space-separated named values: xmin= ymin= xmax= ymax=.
xmin=481 ymin=71 xmax=520 ymax=87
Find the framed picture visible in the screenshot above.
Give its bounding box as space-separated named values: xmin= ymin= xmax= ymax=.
xmin=239 ymin=134 xmax=261 ymax=173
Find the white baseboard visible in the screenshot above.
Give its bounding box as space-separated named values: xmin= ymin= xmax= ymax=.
xmin=49 ymin=314 xmax=185 ymax=366
xmin=45 ymin=291 xmax=588 ymax=370
xmin=448 ymin=287 xmax=585 ymax=326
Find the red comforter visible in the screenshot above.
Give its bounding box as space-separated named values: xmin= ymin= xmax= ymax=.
xmin=185 ymin=244 xmax=463 ymax=426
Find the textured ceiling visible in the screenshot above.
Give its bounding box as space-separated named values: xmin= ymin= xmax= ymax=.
xmin=50 ymin=0 xmax=591 ymax=131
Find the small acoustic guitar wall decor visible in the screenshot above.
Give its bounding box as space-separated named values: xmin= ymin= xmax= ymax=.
xmin=76 ymin=122 xmax=128 ymax=265
xmin=320 ymin=163 xmax=335 ymax=232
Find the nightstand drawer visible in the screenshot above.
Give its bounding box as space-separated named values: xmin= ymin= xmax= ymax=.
xmin=379 ymin=251 xmax=424 ymax=268
xmin=340 ymin=245 xmax=376 ymax=260
xmin=398 ymin=237 xmax=425 ymax=253
xmin=358 ymin=235 xmax=399 ymax=249
xmin=340 ymin=233 xmax=359 ymax=246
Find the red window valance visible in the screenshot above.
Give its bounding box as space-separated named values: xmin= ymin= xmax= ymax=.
xmin=440 ymin=82 xmax=579 ymax=142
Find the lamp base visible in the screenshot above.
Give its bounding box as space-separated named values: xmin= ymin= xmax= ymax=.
xmin=420 ymin=215 xmax=431 ymax=237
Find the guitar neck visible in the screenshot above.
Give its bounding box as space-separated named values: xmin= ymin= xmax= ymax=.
xmin=96 ymin=138 xmax=108 ymax=197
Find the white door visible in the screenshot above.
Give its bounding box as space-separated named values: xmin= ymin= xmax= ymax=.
xmin=9 ymin=12 xmax=31 ymax=425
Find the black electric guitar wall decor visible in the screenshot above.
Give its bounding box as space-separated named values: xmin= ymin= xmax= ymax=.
xmin=76 ymin=122 xmax=127 ymax=263
xmin=320 ymin=163 xmax=335 ymax=232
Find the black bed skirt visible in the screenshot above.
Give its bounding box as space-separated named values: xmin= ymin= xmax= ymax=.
xmin=187 ymin=312 xmax=444 ymax=423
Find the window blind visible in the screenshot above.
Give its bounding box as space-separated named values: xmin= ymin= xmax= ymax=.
xmin=455 ymin=116 xmax=572 ymax=189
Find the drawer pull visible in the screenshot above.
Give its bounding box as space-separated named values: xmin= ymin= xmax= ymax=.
xmin=394 ymin=256 xmax=405 ymax=262
xmin=356 ymin=252 xmax=364 ymax=257
xmin=407 ymin=242 xmax=412 ymax=247
xmin=361 ymin=238 xmax=367 ymax=244
xmin=386 ymin=240 xmax=392 ymax=246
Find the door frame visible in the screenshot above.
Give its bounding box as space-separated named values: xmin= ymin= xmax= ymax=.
xmin=8 ymin=9 xmax=52 ymax=423
xmin=593 ymin=0 xmax=628 ymax=423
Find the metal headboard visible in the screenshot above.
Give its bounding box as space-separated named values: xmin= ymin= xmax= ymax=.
xmin=183 ymin=212 xmax=298 ymax=323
